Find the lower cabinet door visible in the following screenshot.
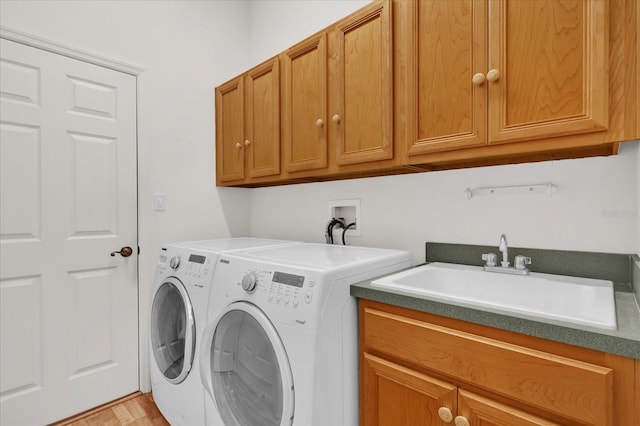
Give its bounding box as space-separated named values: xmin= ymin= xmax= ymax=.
xmin=457 ymin=389 xmax=561 ymax=426
xmin=361 ymin=352 xmax=457 ymax=426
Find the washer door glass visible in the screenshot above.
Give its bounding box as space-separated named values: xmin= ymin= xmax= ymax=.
xmin=150 ymin=277 xmax=195 ymax=384
xmin=210 ymin=304 xmax=293 ymax=426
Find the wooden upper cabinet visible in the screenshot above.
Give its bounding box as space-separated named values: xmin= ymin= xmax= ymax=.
xmin=488 ymin=0 xmax=608 ymax=144
xmin=216 ymin=0 xmax=636 ymax=186
xmin=215 ymin=76 xmax=244 ymax=183
xmin=245 ymin=57 xmax=280 ymax=178
xmin=334 ymin=0 xmax=393 ymax=165
xmin=408 ymin=0 xmax=609 ymax=156
xmin=215 ymin=58 xmax=280 ymax=185
xmin=280 ymin=0 xmax=393 ymax=174
xmin=407 ymin=0 xmax=488 ymax=155
xmin=282 ymin=33 xmax=328 ymax=173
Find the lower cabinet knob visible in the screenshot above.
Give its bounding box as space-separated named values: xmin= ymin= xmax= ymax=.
xmin=315 ymin=118 xmax=324 ymax=127
xmin=438 ymin=407 xmax=453 ymax=423
xmin=455 ymin=416 xmax=470 ymax=426
xmin=472 ymin=72 xmax=486 ymax=85
xmin=487 ymin=68 xmax=500 ymax=82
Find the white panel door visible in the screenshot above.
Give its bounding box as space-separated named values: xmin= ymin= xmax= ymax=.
xmin=0 ymin=38 xmax=138 ymax=425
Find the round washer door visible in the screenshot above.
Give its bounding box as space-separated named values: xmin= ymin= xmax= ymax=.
xmin=201 ymin=302 xmax=294 ymax=426
xmin=150 ymin=277 xmax=195 ymax=384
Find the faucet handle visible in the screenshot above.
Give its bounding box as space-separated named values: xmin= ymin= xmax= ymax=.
xmin=514 ymin=255 xmax=531 ymax=271
xmin=482 ymin=253 xmax=497 ymax=267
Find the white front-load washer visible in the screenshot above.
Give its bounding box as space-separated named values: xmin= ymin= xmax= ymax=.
xmin=149 ymin=238 xmax=301 ymax=426
xmin=199 ymin=243 xmax=411 ymax=426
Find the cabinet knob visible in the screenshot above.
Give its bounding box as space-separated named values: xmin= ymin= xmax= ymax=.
xmin=437 ymin=407 xmax=453 ymax=423
xmin=316 ymin=118 xmax=324 ymax=127
xmin=472 ymin=72 xmax=486 ymax=85
xmin=332 ymin=114 xmax=341 ymax=123
xmin=244 ymin=139 xmax=251 ymax=147
xmin=235 ymin=142 xmax=242 ymax=149
xmin=487 ymin=69 xmax=500 ymax=82
xmin=454 ymin=416 xmax=470 ymax=426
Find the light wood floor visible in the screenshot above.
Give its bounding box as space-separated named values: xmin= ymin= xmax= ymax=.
xmin=52 ymin=392 xmax=170 ymax=426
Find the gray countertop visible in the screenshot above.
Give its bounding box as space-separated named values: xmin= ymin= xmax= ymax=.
xmin=351 ymin=273 xmax=640 ymax=360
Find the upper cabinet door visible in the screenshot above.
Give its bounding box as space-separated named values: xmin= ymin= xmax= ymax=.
xmin=488 ymin=0 xmax=609 ymax=144
xmin=215 ymin=77 xmax=244 ymax=183
xmin=334 ymin=0 xmax=393 ymax=165
xmin=282 ymin=33 xmax=328 ymax=173
xmin=407 ymin=0 xmax=488 ymax=155
xmin=245 ymin=57 xmax=281 ymax=179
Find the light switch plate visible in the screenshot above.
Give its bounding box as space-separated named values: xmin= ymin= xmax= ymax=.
xmin=153 ymin=193 xmax=166 ymax=211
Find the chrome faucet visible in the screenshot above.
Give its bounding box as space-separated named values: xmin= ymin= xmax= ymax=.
xmin=482 ymin=234 xmax=531 ymax=275
xmin=498 ymin=234 xmax=509 ymax=267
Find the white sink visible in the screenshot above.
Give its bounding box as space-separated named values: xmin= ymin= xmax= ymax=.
xmin=371 ymin=262 xmax=617 ymax=330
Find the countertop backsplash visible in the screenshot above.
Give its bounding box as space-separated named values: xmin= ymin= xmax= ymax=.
xmin=425 ymin=242 xmax=633 ymax=286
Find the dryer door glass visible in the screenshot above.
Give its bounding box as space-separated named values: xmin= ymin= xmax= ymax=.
xmin=150 ymin=278 xmax=195 ymax=384
xmin=210 ymin=307 xmax=292 ymax=426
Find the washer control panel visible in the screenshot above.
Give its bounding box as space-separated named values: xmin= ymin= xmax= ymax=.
xmin=212 ymin=256 xmax=327 ymax=330
xmin=239 ymin=269 xmax=316 ymax=310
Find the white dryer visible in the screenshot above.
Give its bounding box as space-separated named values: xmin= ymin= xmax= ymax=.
xmin=149 ymin=238 xmax=300 ymax=426
xmin=199 ymin=243 xmax=411 ymax=426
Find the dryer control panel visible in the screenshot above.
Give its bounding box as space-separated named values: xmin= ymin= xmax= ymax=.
xmin=155 ymin=247 xmax=215 ymax=289
xmin=183 ymin=253 xmax=211 ymax=281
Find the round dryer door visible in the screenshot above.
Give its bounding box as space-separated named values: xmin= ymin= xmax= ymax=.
xmin=150 ymin=277 xmax=195 ymax=384
xmin=201 ymin=302 xmax=294 ymax=426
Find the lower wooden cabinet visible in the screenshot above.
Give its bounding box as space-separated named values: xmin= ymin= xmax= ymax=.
xmin=359 ymin=300 xmax=638 ymax=426
xmin=363 ymin=353 xmax=561 ymax=426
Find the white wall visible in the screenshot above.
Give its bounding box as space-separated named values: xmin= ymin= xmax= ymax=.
xmin=246 ymin=0 xmax=640 ymax=263
xmin=0 ymin=0 xmax=254 ymax=391
xmin=248 ymin=0 xmax=369 ymax=64
xmin=250 ymin=144 xmax=640 ymax=265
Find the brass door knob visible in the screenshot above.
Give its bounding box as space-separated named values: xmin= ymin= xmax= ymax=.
xmin=110 ymin=246 xmax=134 ymax=257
